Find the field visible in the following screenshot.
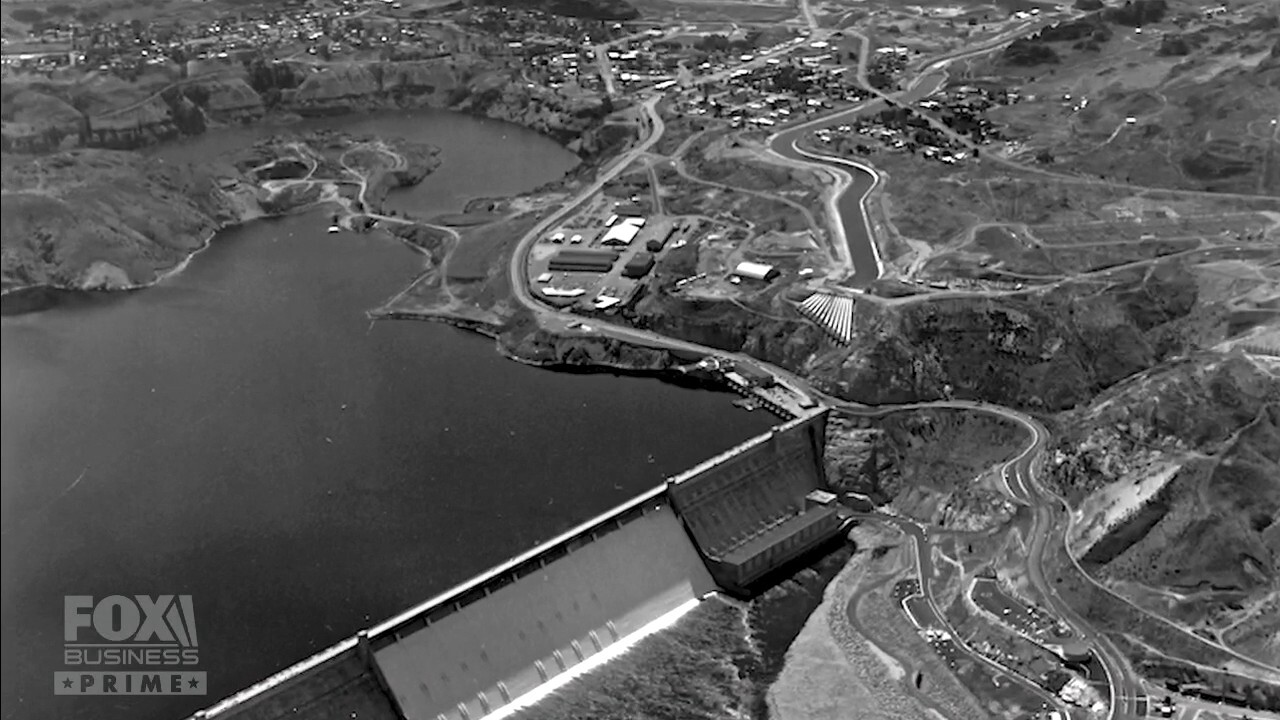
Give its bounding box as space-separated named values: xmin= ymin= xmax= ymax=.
xmin=960 ymin=0 xmax=1280 ymax=195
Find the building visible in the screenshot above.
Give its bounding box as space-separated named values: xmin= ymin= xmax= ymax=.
xmin=731 ymin=363 xmax=776 ymax=388
xmin=542 ymin=287 xmax=587 ymax=298
xmin=547 ymin=249 xmax=619 ymax=273
xmin=600 ymin=217 xmax=646 ymax=247
xmin=622 ymin=251 xmax=655 ymax=278
xmin=667 ymin=411 xmax=842 ymax=592
xmin=732 ymin=261 xmax=780 ymax=282
xmin=1053 ymin=640 xmax=1093 ymax=664
xmin=600 ymin=223 xmax=642 ymax=246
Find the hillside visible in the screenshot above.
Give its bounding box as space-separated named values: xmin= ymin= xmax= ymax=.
xmin=625 ymin=259 xmax=1226 ymax=412
xmin=981 ymin=3 xmax=1280 ymax=194
xmin=0 ymin=149 xmax=246 ymax=292
xmin=2 ymin=55 xmax=624 ymax=160
xmin=824 ymin=408 xmax=1024 ymax=529
xmin=1050 ymin=351 xmax=1280 ymax=663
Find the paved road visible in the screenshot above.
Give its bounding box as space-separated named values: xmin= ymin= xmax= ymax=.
xmin=494 ymin=15 xmax=1280 ymax=719
xmin=762 ymin=19 xmax=1057 ymax=287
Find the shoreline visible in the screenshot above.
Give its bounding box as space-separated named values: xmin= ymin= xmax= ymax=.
xmin=370 ymin=306 xmax=732 ymax=393
xmin=2 ymin=198 xmax=296 ymax=309
xmin=2 ymin=103 xmax=592 ymax=306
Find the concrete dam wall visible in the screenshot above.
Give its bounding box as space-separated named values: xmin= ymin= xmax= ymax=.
xmin=370 ymin=489 xmax=715 ymax=720
xmin=668 ymin=410 xmax=839 ymax=591
xmin=192 ymin=409 xmax=835 ymax=720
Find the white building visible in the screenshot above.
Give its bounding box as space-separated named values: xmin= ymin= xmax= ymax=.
xmin=732 ymin=261 xmax=780 ymax=281
xmin=600 ymin=217 xmax=646 ymax=246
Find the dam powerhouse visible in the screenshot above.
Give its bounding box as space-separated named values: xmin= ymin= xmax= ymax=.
xmin=188 ymin=408 xmax=844 ymax=720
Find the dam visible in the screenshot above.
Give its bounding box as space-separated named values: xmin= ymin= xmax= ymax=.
xmin=188 ymin=409 xmax=840 ymax=720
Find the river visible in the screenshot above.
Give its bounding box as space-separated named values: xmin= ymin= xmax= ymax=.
xmin=769 ymin=70 xmax=948 ymax=287
xmin=0 ymin=111 xmax=775 ymax=720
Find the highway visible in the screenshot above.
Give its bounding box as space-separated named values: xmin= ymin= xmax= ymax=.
xmin=495 ymin=13 xmax=1261 ymax=720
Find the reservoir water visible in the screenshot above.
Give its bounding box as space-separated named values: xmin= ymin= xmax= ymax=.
xmin=0 ymin=111 xmax=773 ymax=720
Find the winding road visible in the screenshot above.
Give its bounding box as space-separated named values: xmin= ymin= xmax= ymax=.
xmin=493 ymin=14 xmax=1279 ymax=720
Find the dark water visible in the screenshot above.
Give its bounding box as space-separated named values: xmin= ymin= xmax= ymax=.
xmin=150 ymin=109 xmax=581 ymax=218
xmin=1 ymin=113 xmax=772 ymax=720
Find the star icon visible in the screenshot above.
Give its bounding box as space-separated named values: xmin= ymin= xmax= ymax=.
xmin=61 ymin=678 xmax=73 ymax=689
xmin=188 ymin=677 xmax=200 ymax=689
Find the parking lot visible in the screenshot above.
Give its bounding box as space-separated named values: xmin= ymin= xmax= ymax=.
xmin=971 ymin=577 xmax=1070 ymax=641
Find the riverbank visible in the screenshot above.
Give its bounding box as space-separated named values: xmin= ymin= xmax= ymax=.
xmin=1 ymin=198 xmax=780 ymax=720
xmin=1 ymin=130 xmax=443 ymax=304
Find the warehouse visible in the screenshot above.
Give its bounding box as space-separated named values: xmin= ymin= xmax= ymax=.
xmin=732 ymin=261 xmax=780 ymax=282
xmin=600 ymin=217 xmax=647 ymax=247
xmin=623 ymin=252 xmax=655 ymax=278
xmin=548 ymin=249 xmax=620 ymax=273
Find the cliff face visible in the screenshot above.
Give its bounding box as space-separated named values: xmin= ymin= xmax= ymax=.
xmin=0 ymin=89 xmax=85 ymax=153
xmin=85 ymin=94 xmax=181 ymax=148
xmin=824 ymin=410 xmax=1023 ymax=529
xmin=0 ymin=149 xmax=243 ymax=292
xmin=3 ymin=58 xmax=613 ymax=160
xmin=283 ymin=60 xmax=461 ymax=112
xmin=198 ymin=77 xmax=266 ymax=122
xmin=285 ymin=64 xmax=387 ymax=111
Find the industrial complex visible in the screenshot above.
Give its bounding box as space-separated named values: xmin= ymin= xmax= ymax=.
xmin=525 ymin=197 xmax=784 ymax=314
xmin=188 ymin=410 xmax=844 ymax=720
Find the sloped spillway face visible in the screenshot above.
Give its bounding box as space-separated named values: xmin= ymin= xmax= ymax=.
xmin=370 ymin=496 xmax=716 ymax=720
xmin=667 ymin=411 xmax=841 ymax=592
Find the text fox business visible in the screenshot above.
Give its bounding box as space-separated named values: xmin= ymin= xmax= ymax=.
xmin=64 ymin=647 xmax=199 ymax=666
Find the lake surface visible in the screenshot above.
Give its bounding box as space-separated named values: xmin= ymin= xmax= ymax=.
xmin=151 ymin=109 xmax=582 ymax=218
xmin=1 ymin=112 xmax=772 ymax=720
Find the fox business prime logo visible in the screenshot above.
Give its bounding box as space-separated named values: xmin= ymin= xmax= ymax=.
xmin=55 ymin=595 xmax=206 ymax=696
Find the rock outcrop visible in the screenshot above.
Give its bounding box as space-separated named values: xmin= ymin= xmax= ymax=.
xmin=196 ymin=77 xmax=267 ymax=123
xmin=825 ymin=410 xmax=1022 ymax=529
xmin=0 ymin=90 xmax=85 ymax=153
xmin=3 ymin=50 xmax=625 ymax=169
xmin=84 ymin=94 xmax=180 ymax=149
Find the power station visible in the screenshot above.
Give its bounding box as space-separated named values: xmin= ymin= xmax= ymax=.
xmin=187 ymin=409 xmax=842 ymax=720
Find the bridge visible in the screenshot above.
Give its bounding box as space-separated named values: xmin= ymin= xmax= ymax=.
xmin=189 ymin=409 xmax=837 ymax=720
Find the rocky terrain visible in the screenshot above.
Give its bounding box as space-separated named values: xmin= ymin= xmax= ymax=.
xmin=0 ymin=149 xmax=246 ymax=292
xmin=621 ymin=259 xmax=1230 ymax=412
xmin=825 ymin=409 xmax=1023 ymax=530
xmin=1 ymin=130 xmax=441 ymax=294
xmin=1050 ymin=351 xmax=1280 ymax=662
xmin=3 ymin=56 xmax=627 ymax=161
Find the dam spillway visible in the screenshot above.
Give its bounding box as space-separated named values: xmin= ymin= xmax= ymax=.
xmin=370 ymin=489 xmax=715 ymax=720
xmin=190 ymin=409 xmax=837 ymax=720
